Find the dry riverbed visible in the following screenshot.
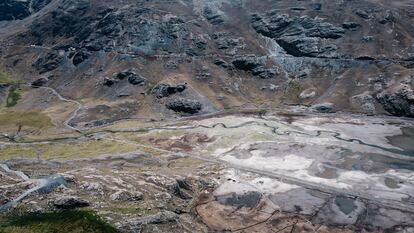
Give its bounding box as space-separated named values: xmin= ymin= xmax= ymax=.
xmin=0 ymin=111 xmax=413 ymax=232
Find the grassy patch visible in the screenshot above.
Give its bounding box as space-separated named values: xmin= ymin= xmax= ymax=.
xmin=0 ymin=139 xmax=137 ymax=160
xmin=6 ymin=86 xmax=21 ymax=107
xmin=282 ymin=79 xmax=302 ymax=103
xmin=0 ymin=110 xmax=53 ymax=129
xmin=0 ymin=70 xmax=12 ymax=84
xmin=0 ymin=210 xmax=119 ymax=233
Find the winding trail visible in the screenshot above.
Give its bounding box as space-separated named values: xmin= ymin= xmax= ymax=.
xmin=34 ymin=86 xmax=83 ymax=132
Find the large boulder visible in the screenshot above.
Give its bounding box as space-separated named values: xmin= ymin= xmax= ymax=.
xmin=110 ymin=190 xmax=144 ymax=202
xmin=376 ymin=84 xmax=414 ymax=117
xmin=166 ymin=98 xmax=202 ymax=114
xmin=52 ymin=196 xmax=89 ymax=209
xmin=152 ymin=84 xmax=186 ymax=98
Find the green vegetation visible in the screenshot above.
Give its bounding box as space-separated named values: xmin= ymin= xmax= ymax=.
xmin=282 ymin=79 xmax=302 ymax=103
xmin=6 ymin=86 xmax=21 ymax=107
xmin=0 ymin=70 xmax=12 ymax=84
xmin=0 ymin=210 xmax=119 ymax=233
xmin=0 ymin=110 xmax=53 ymax=129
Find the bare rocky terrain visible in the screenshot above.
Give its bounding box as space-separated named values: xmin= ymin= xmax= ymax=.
xmin=0 ymin=0 xmax=414 ymax=232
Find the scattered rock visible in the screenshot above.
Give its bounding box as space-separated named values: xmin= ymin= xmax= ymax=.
xmin=166 ymin=98 xmax=202 ymax=114
xmin=52 ymin=196 xmax=89 ymax=209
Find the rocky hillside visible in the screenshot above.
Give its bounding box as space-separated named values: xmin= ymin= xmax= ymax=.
xmin=0 ymin=0 xmax=413 ymax=126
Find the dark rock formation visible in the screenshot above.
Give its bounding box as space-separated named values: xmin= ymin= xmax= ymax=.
xmin=251 ymin=12 xmax=344 ymax=57
xmin=0 ymin=0 xmax=51 ymax=21
xmin=342 ymin=22 xmax=361 ymax=30
xmin=310 ymin=103 xmax=335 ymax=113
xmin=32 ymin=52 xmax=64 ymax=74
xmin=204 ymin=7 xmax=225 ymax=25
xmin=103 ymin=78 xmax=116 ymax=87
xmin=232 ymin=55 xmax=263 ymax=71
xmin=166 ymin=98 xmax=202 ymax=114
xmin=377 ymin=85 xmax=414 ymax=117
xmin=152 ymin=84 xmax=186 ymax=98
xmin=72 ymin=50 xmax=91 ymax=66
xmin=355 ymin=9 xmax=370 ymax=19
xmin=53 ymin=196 xmax=90 ymax=209
xmin=111 ymin=70 xmax=146 ymax=86
xmin=31 ymin=78 xmax=48 ymax=87
xmin=213 ymin=58 xmax=229 ymax=68
xmin=232 ymin=55 xmax=278 ymax=78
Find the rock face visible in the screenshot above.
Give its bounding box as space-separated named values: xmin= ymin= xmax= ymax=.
xmin=53 ymin=196 xmax=90 ymax=209
xmin=166 ymin=99 xmax=202 ymax=114
xmin=0 ymin=0 xmax=51 ymax=21
xmin=251 ymin=12 xmax=344 ymax=57
xmin=32 ymin=52 xmax=64 ymax=74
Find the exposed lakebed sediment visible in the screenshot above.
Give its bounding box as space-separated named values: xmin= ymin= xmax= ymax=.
xmin=0 ymin=112 xmax=413 ymax=232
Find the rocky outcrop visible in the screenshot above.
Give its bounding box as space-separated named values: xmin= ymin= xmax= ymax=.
xmin=351 ymin=93 xmax=376 ymax=114
xmin=114 ymin=70 xmax=146 ymax=86
xmin=52 ymin=196 xmax=90 ymax=209
xmin=119 ymin=211 xmax=179 ymax=232
xmin=110 ymin=190 xmax=144 ymax=202
xmin=72 ymin=50 xmax=91 ymax=66
xmin=32 ymin=52 xmax=64 ymax=74
xmin=203 ymin=7 xmax=225 ymax=25
xmin=376 ymin=84 xmax=414 ymax=117
xmin=152 ymin=84 xmax=186 ymax=98
xmin=166 ymin=98 xmax=202 ymax=114
xmin=251 ymin=12 xmax=344 ymax=58
xmin=232 ymin=55 xmax=278 ymax=79
xmin=31 ymin=77 xmax=48 ymax=87
xmin=342 ymin=22 xmax=361 ymax=30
